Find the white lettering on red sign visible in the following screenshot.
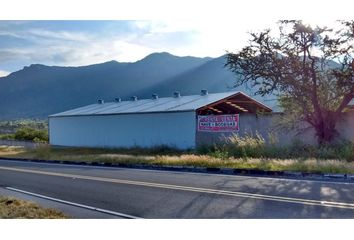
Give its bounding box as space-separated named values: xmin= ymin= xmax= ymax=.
xmin=197 ymin=114 xmax=239 ymax=132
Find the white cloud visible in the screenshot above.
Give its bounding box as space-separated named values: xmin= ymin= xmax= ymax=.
xmin=0 ymin=70 xmax=10 ymax=77
xmin=126 ymin=19 xmax=278 ymax=59
xmin=0 ymin=30 xmax=25 ymax=39
xmin=0 ymin=48 xmax=35 ymax=62
xmin=113 ymin=40 xmax=154 ymax=62
xmin=28 ymin=29 xmax=91 ymax=42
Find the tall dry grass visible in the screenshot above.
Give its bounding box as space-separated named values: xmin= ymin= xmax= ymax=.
xmin=0 ymin=196 xmax=68 ymax=219
xmin=1 ymin=142 xmax=354 ymax=174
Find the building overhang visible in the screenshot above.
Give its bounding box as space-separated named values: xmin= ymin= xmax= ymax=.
xmin=196 ymin=92 xmax=272 ymax=115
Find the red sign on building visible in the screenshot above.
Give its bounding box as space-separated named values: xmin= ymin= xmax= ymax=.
xmin=197 ymin=114 xmax=239 ymax=132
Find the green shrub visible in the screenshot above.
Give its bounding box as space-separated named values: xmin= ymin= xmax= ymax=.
xmin=224 ymin=132 xmax=266 ymax=158
xmin=14 ymin=127 xmax=48 ymax=143
xmin=209 ymin=146 xmax=230 ymax=160
xmin=338 ymin=143 xmax=354 ymax=161
xmin=34 ymin=145 xmax=52 ymax=159
xmin=0 ymin=134 xmax=15 ymax=140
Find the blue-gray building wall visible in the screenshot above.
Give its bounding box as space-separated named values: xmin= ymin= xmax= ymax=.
xmin=49 ymin=111 xmax=196 ymax=149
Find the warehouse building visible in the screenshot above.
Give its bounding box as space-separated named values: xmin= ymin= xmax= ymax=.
xmin=49 ymin=90 xmax=272 ymax=149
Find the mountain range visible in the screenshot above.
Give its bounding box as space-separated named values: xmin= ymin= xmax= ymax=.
xmin=0 ymin=52 xmax=277 ymax=120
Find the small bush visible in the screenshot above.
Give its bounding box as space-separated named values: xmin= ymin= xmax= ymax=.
xmin=14 ymin=127 xmax=48 ymax=143
xmin=338 ymin=143 xmax=354 ymax=161
xmin=209 ymin=147 xmax=230 ymax=160
xmin=223 ymin=132 xmax=266 ymax=158
xmin=0 ymin=134 xmax=15 ymax=140
xmin=34 ymin=145 xmax=52 ymax=159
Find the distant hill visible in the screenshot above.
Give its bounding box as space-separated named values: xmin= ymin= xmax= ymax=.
xmin=0 ymin=52 xmax=277 ymax=119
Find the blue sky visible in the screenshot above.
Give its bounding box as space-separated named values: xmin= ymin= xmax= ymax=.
xmin=0 ymin=20 xmax=280 ymax=77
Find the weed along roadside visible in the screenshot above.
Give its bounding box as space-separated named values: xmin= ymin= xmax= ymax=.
xmin=0 ymin=195 xmax=68 ymax=219
xmin=1 ymin=139 xmax=354 ymax=179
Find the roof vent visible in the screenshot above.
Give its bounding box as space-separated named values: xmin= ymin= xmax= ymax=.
xmin=97 ymin=99 xmax=104 ymax=104
xmin=152 ymin=93 xmax=159 ymax=100
xmin=173 ymin=91 xmax=181 ymax=98
xmin=201 ymin=89 xmax=208 ymax=96
xmin=114 ymin=97 xmax=121 ymax=103
xmin=131 ymin=96 xmax=138 ymax=101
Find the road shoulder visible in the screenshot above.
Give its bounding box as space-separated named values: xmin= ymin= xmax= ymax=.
xmin=0 ymin=187 xmax=121 ymax=219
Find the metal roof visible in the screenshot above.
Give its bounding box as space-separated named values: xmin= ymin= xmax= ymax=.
xmin=50 ymin=91 xmax=270 ymax=117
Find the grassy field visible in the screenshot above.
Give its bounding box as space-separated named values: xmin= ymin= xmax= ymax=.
xmin=0 ymin=196 xmax=67 ymax=219
xmin=1 ymin=145 xmax=354 ymax=174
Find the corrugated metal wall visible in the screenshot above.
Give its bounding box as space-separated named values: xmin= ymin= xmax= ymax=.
xmin=49 ymin=111 xmax=196 ymax=149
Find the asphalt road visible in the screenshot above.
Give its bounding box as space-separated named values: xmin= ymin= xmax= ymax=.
xmin=0 ymin=159 xmax=354 ymax=218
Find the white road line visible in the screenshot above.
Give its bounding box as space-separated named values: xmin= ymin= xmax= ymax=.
xmin=1 ymin=165 xmax=354 ymax=210
xmin=5 ymin=187 xmax=143 ymax=219
xmin=0 ymin=158 xmax=353 ymax=185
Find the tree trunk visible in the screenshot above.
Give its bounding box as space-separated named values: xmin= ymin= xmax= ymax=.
xmin=313 ymin=111 xmax=338 ymax=145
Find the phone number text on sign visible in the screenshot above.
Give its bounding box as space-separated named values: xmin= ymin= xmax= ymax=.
xmin=197 ymin=114 xmax=239 ymax=132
